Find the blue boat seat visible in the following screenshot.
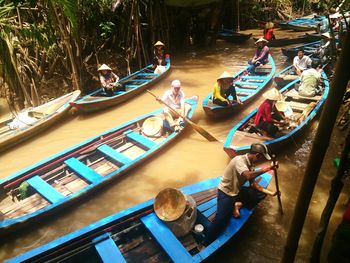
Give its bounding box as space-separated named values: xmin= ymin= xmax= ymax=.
xmin=64 ymin=158 xmax=103 ymax=184
xmin=125 ymin=84 xmax=139 ymax=89
xmin=127 ymin=79 xmax=149 ymax=82
xmin=197 ymin=198 xmax=217 ymax=213
xmin=27 ymin=175 xmax=65 ymax=204
xmin=235 ymin=81 xmax=260 ymax=89
xmin=138 ymin=73 xmax=158 ymax=77
xmin=94 ymin=233 xmax=126 ymax=263
xmin=236 ymin=88 xmax=255 ymax=94
xmin=124 ymin=130 xmax=156 ymax=150
xmin=141 ymin=213 xmax=193 ymax=262
xmin=241 ymin=75 xmax=266 ymax=80
xmin=97 ymin=144 xmax=132 ymax=166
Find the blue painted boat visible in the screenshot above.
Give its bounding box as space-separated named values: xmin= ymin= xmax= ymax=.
xmin=217 ymin=29 xmax=252 ymax=43
xmin=281 ymin=41 xmax=321 ymax=60
xmin=0 ymin=96 xmax=198 ymax=235
xmin=70 ymin=58 xmax=171 ymax=113
xmin=224 ymin=72 xmax=329 ymax=157
xmin=273 ymin=65 xmax=297 ymax=89
xmin=6 ymin=171 xmax=273 ymax=263
xmin=202 ymin=55 xmax=275 ymax=118
xmin=287 ymin=15 xmax=326 ymax=31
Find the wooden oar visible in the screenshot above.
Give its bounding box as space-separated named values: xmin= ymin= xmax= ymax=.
xmin=272 ymin=154 xmax=284 ymax=214
xmin=147 ymin=90 xmax=219 ymax=142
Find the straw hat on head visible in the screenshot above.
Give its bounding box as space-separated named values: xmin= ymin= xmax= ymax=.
xmin=217 ymin=71 xmax=233 ymax=81
xmin=98 ymin=64 xmax=112 ymax=71
xmin=255 ymin=37 xmax=268 ymax=44
xmin=321 ymin=32 xmax=331 ymax=39
xmin=263 ymin=88 xmax=283 ymax=101
xmin=154 ymin=41 xmax=165 ymax=47
xmin=154 ymin=188 xmax=187 ymax=222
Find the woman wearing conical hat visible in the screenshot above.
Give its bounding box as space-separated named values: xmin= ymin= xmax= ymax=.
xmin=153 ymin=41 xmax=167 ymax=74
xmin=98 ymin=64 xmax=125 ymax=96
xmin=248 ymin=37 xmax=270 ymax=73
xmin=254 ymin=88 xmax=286 ymax=137
xmin=212 ymin=71 xmax=242 ymax=106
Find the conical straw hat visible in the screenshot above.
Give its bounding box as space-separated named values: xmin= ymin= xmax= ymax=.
xmin=98 ymin=64 xmax=112 ymax=71
xmin=255 ymin=37 xmax=268 ymax=44
xmin=263 ymin=88 xmax=283 ymax=101
xmin=142 ymin=116 xmax=163 ymax=137
xmin=154 ymin=188 xmax=187 ymax=222
xmin=321 ymin=32 xmax=331 ymax=39
xmin=217 ymin=71 xmax=233 ymax=80
xmin=275 ymin=101 xmax=291 ymax=112
xmin=154 ymin=41 xmax=165 ymax=47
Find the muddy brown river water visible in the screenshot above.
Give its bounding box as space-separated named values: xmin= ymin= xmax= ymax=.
xmin=0 ymin=29 xmax=349 ymax=262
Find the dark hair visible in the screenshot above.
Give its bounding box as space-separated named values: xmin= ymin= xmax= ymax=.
xmin=297 ymin=49 xmax=305 ymax=53
xmin=311 ymin=60 xmax=321 ymax=69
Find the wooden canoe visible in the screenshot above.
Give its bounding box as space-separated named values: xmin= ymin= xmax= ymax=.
xmin=217 ymin=29 xmax=252 ymax=43
xmin=0 ymin=91 xmax=80 ymax=153
xmin=274 ymin=65 xmax=298 ymax=89
xmin=202 ymin=55 xmax=275 ymax=118
xmin=70 ymin=58 xmax=171 ymax=113
xmin=6 ymin=172 xmax=273 ymax=263
xmin=253 ymin=34 xmax=321 ymax=47
xmin=224 ymin=72 xmax=329 ymax=157
xmin=281 ymin=41 xmax=321 ymax=60
xmin=0 ymin=96 xmax=198 ymax=235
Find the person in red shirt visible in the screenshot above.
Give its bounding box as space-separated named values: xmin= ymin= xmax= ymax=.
xmin=254 ymin=88 xmax=285 ymax=137
xmin=263 ymin=22 xmax=275 ymax=41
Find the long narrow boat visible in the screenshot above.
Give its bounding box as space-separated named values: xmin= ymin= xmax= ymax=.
xmin=6 ymin=172 xmax=273 ymax=263
xmin=223 ymin=73 xmax=329 ymax=157
xmin=0 ymin=96 xmax=198 ymax=235
xmin=70 ymin=58 xmax=171 ymax=113
xmin=217 ymin=29 xmax=252 ymax=43
xmin=253 ymin=34 xmax=321 ymax=47
xmin=0 ymin=91 xmax=80 ymax=153
xmin=287 ymin=16 xmax=326 ymax=31
xmin=281 ymin=41 xmax=321 ymax=60
xmin=202 ymin=55 xmax=275 ymax=118
xmin=273 ymin=65 xmax=297 ymax=89
xmin=278 ymin=14 xmax=323 ymax=30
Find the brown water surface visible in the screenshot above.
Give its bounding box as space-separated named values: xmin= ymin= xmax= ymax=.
xmin=0 ymin=29 xmax=349 ymax=262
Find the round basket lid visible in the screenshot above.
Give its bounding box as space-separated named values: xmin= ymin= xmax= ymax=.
xmin=142 ymin=116 xmax=163 ymax=137
xmin=154 ymin=188 xmax=187 ymax=222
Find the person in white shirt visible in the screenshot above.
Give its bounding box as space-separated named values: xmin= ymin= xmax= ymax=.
xmin=293 ymin=49 xmax=312 ymax=76
xmin=298 ymin=60 xmax=322 ymax=97
xmin=157 ymin=80 xmax=191 ymax=131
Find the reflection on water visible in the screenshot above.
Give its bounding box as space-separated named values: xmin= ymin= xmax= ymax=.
xmin=0 ymin=29 xmax=349 ymax=262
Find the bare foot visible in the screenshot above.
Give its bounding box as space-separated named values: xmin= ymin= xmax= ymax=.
xmin=233 ymin=202 xmax=243 ymax=218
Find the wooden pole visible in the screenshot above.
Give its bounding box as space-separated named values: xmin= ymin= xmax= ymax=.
xmin=282 ymin=31 xmax=350 ymax=262
xmin=235 ymin=0 xmax=240 ymax=31
xmin=272 ymin=155 xmax=283 ymax=214
xmin=310 ymin=122 xmax=350 ymax=261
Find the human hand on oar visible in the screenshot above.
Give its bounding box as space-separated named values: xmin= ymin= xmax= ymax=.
xmin=146 ymin=90 xmax=220 ymax=142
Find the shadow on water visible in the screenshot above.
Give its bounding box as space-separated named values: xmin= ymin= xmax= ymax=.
xmin=0 ymin=28 xmax=349 ymax=262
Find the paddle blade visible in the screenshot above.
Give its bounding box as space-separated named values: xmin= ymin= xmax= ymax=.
xmin=187 ymin=119 xmax=219 ymax=142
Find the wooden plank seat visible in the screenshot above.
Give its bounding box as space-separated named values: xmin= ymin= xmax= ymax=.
xmin=287 ymin=101 xmax=310 ymax=111
xmin=27 ymin=176 xmax=65 ymax=204
xmin=202 ymin=205 xmax=217 ymax=218
xmin=232 ymin=130 xmax=272 ymax=147
xmin=28 ymin=111 xmax=48 ymax=118
xmin=94 ymin=233 xmax=127 ymax=263
xmin=284 ymin=89 xmax=321 ymax=101
xmin=97 ymin=144 xmax=132 ymax=166
xmin=64 ymin=158 xmax=103 ymax=184
xmin=255 ymin=65 xmax=272 ymax=73
xmin=124 ymin=130 xmax=157 ymax=150
xmin=241 ymin=76 xmax=265 ymax=82
xmin=141 ymin=213 xmax=193 ymax=262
